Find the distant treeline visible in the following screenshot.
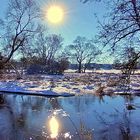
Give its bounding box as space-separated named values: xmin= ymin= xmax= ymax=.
xmin=69 ymin=63 xmax=113 ymax=70
xmin=70 ymin=63 xmax=140 ymax=70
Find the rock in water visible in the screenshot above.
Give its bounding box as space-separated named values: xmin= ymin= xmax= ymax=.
xmin=126 ymin=104 xmax=136 ymax=110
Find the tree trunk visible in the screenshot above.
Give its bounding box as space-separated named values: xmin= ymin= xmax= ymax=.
xmin=83 ymin=59 xmax=92 ymax=73
xmin=78 ymin=62 xmax=82 ymax=73
xmin=83 ymin=64 xmax=87 ymax=73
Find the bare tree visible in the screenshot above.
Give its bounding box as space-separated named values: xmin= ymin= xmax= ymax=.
xmin=96 ymin=0 xmax=140 ymax=50
xmin=82 ymin=0 xmax=140 ymax=62
xmin=46 ymin=34 xmax=63 ymax=64
xmin=69 ymin=36 xmax=100 ymax=73
xmin=35 ymin=33 xmax=63 ymax=64
xmin=83 ymin=40 xmax=101 ymax=73
xmin=101 ymin=1 xmax=140 ymax=70
xmin=0 ymin=0 xmax=40 ymax=78
xmin=34 ymin=26 xmax=48 ymax=65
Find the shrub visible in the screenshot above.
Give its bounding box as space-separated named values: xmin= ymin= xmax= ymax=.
xmin=27 ymin=64 xmax=48 ymax=74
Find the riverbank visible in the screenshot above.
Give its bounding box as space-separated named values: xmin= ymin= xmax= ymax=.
xmin=0 ymin=70 xmax=140 ymax=96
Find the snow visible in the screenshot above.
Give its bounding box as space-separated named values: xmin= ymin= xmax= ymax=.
xmin=0 ymin=80 xmax=74 ymax=97
xmin=0 ymin=70 xmax=140 ymax=97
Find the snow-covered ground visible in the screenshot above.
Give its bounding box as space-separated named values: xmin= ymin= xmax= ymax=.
xmin=0 ymin=70 xmax=140 ymax=96
xmin=65 ymin=69 xmax=140 ymax=74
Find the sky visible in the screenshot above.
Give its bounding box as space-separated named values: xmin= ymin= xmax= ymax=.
xmin=0 ymin=0 xmax=114 ymax=64
xmin=37 ymin=0 xmax=105 ymax=45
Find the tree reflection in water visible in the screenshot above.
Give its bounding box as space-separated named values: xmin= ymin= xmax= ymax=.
xmin=0 ymin=96 xmax=16 ymax=140
xmin=0 ymin=94 xmax=5 ymax=104
xmin=94 ymin=107 xmax=140 ymax=140
xmin=0 ymin=94 xmax=140 ymax=140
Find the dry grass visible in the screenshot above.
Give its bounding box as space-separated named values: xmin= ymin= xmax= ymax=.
xmin=0 ymin=74 xmax=17 ymax=81
xmin=1 ymin=70 xmax=140 ymax=96
xmin=107 ymin=78 xmax=120 ymax=87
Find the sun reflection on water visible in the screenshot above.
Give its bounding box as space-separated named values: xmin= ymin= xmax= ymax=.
xmin=49 ymin=116 xmax=59 ymax=139
xmin=42 ymin=110 xmax=73 ymax=139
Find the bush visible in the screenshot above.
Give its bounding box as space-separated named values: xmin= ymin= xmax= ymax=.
xmin=27 ymin=64 xmax=48 ymax=74
xmin=26 ymin=58 xmax=69 ymax=75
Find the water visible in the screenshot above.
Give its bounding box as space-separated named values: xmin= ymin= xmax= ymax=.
xmin=0 ymin=94 xmax=140 ymax=140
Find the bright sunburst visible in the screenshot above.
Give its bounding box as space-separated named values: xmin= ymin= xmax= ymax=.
xmin=46 ymin=5 xmax=64 ymax=24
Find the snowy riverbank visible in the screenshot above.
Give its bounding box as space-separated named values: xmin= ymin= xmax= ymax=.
xmin=0 ymin=71 xmax=140 ymax=96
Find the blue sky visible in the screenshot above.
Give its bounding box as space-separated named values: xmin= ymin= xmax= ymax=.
xmin=0 ymin=0 xmax=114 ymax=64
xmin=37 ymin=0 xmax=105 ymax=45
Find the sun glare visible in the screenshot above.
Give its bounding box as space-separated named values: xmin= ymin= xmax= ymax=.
xmin=46 ymin=5 xmax=64 ymax=24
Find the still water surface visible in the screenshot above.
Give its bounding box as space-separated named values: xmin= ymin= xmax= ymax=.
xmin=0 ymin=94 xmax=140 ymax=140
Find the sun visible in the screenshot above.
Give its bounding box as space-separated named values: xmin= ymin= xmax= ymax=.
xmin=46 ymin=5 xmax=64 ymax=24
